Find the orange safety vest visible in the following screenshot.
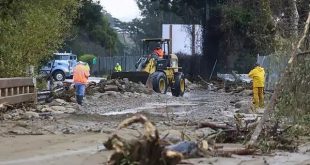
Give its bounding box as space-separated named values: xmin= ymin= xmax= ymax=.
xmin=73 ymin=64 xmax=90 ymax=84
xmin=154 ymin=48 xmax=164 ymax=58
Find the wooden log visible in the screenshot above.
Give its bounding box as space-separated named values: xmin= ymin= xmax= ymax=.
xmin=211 ymin=143 xmax=256 ymax=156
xmin=0 ymin=93 xmax=35 ymax=105
xmin=0 ymin=77 xmax=33 ymax=89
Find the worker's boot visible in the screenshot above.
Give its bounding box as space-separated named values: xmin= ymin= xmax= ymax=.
xmin=76 ymin=95 xmax=83 ymax=105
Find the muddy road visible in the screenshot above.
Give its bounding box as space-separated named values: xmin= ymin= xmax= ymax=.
xmin=0 ymin=88 xmax=309 ymax=165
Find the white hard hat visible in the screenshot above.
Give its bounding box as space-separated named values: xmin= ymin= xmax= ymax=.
xmin=116 ymin=63 xmax=119 ymax=65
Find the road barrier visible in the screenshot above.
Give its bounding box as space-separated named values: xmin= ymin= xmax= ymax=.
xmin=0 ymin=77 xmax=36 ymax=105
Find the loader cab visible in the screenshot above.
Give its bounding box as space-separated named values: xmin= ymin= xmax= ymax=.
xmin=141 ymin=38 xmax=178 ymax=71
xmin=141 ymin=38 xmax=171 ymax=57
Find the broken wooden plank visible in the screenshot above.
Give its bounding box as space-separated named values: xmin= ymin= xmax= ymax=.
xmin=0 ymin=77 xmax=34 ymax=89
xmin=0 ymin=93 xmax=35 ymax=104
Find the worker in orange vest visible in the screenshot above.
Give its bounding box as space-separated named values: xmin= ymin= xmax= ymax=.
xmin=153 ymin=44 xmax=164 ymax=58
xmin=73 ymin=61 xmax=90 ymax=105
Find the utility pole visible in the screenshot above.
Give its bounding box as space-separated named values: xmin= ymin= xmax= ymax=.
xmin=191 ymin=24 xmax=196 ymax=55
xmin=122 ymin=30 xmax=127 ymax=70
xmin=169 ymin=24 xmax=173 ymax=54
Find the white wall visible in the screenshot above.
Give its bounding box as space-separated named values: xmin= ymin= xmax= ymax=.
xmin=162 ymin=24 xmax=202 ymax=55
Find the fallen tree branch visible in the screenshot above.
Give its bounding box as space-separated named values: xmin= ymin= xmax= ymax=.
xmin=210 ymin=143 xmax=256 ymax=156
xmin=198 ymin=121 xmax=231 ymax=130
xmin=247 ymin=10 xmax=310 ymax=147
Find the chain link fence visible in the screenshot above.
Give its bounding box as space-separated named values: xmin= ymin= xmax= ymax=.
xmin=257 ymin=54 xmax=289 ymax=91
xmin=92 ymin=56 xmax=141 ymax=75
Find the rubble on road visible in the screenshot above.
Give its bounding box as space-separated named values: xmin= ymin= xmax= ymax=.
xmin=104 ymin=115 xmax=259 ymax=164
xmin=51 ymin=78 xmax=154 ymax=102
xmin=185 ymin=78 xmax=200 ymax=91
xmin=234 ymin=100 xmax=253 ymax=114
xmin=1 ymin=76 xmax=304 ymax=161
xmin=98 ymin=79 xmax=153 ymax=94
xmin=1 ymin=98 xmax=78 ymax=122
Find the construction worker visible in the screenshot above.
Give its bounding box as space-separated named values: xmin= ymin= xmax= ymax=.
xmin=248 ymin=63 xmax=265 ymax=109
xmin=73 ymin=61 xmax=90 ymax=105
xmin=153 ymin=44 xmax=164 ymax=58
xmin=114 ymin=63 xmax=122 ymax=72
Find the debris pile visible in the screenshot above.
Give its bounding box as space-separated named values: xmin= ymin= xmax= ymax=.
xmin=185 ymin=78 xmax=200 ymax=91
xmin=98 ymin=79 xmax=153 ymax=94
xmin=37 ymin=98 xmax=78 ymax=114
xmin=1 ymin=98 xmax=78 ymax=121
xmin=50 ymin=78 xmax=153 ymax=102
xmin=104 ymin=115 xmax=258 ymax=164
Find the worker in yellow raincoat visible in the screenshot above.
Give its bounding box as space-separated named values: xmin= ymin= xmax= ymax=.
xmin=248 ymin=63 xmax=265 ymax=109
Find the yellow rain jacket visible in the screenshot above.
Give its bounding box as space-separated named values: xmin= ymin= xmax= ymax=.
xmin=248 ymin=66 xmax=265 ymax=87
xmin=114 ymin=64 xmax=122 ymax=72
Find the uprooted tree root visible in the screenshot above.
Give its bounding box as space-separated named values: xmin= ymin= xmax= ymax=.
xmin=104 ymin=115 xmax=183 ymax=165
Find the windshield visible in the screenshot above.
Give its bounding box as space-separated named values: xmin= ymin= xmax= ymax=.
xmin=54 ymin=55 xmax=70 ymax=60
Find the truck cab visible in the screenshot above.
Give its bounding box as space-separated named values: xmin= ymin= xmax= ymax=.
xmin=40 ymin=52 xmax=77 ymax=81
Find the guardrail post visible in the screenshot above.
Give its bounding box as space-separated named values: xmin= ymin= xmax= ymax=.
xmin=29 ymin=65 xmax=37 ymax=105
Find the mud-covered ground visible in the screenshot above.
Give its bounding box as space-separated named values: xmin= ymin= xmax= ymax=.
xmin=0 ymin=87 xmax=309 ymax=165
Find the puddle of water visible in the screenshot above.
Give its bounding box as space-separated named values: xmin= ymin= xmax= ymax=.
xmin=145 ymin=102 xmax=198 ymax=107
xmin=101 ymin=102 xmax=200 ymax=116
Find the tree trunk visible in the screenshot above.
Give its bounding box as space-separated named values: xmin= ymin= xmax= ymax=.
xmin=289 ymin=0 xmax=300 ymax=38
xmin=201 ymin=1 xmax=221 ymax=78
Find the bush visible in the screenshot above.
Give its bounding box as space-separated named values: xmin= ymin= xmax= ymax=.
xmin=0 ymin=0 xmax=79 ymax=77
xmin=79 ymin=54 xmax=96 ymax=66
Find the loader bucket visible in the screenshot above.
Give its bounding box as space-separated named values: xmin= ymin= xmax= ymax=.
xmin=111 ymin=71 xmax=150 ymax=84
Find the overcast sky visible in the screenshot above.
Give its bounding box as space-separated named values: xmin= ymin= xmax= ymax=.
xmin=99 ymin=0 xmax=141 ymax=22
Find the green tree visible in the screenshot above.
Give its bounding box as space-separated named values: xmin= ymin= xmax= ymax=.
xmin=147 ymin=0 xmax=276 ymax=74
xmin=0 ymin=0 xmax=79 ymax=77
xmin=64 ymin=0 xmax=121 ymax=56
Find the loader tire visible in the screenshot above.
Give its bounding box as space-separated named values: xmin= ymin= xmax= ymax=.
xmin=171 ymin=73 xmax=185 ymax=97
xmin=151 ymin=71 xmax=167 ymax=94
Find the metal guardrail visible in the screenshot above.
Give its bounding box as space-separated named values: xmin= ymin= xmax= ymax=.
xmin=0 ymin=77 xmax=36 ymax=105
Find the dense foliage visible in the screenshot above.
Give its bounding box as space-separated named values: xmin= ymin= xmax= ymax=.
xmin=128 ymin=0 xmax=309 ymax=74
xmin=0 ymin=0 xmax=79 ymax=77
xmin=64 ymin=0 xmax=121 ymax=56
xmin=275 ymin=54 xmax=310 ymax=135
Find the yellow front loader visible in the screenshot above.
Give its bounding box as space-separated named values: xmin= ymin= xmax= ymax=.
xmin=111 ymin=38 xmax=185 ymax=97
